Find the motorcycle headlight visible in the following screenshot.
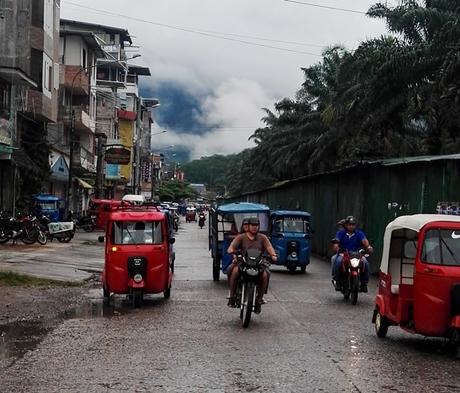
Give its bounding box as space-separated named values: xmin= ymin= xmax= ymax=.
xmin=133 ymin=274 xmax=143 ymax=283
xmin=246 ymin=268 xmax=259 ymax=277
xmin=350 ymin=258 xmax=360 ymax=268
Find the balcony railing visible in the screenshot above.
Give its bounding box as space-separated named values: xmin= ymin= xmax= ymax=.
xmin=73 ymin=145 xmax=96 ymax=173
xmin=63 ymin=65 xmax=89 ymax=96
xmin=80 ymin=146 xmax=96 ymax=173
xmin=63 ymin=106 xmax=95 ymax=133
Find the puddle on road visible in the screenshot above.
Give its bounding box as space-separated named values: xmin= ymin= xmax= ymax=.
xmin=0 ymin=293 xmax=140 ymax=368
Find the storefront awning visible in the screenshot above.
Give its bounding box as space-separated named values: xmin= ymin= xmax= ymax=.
xmin=76 ymin=178 xmax=93 ymax=189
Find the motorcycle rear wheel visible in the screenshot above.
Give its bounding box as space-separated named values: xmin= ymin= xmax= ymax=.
xmin=21 ymin=228 xmax=37 ymax=244
xmin=242 ymin=281 xmax=255 ymax=328
xmin=83 ymin=224 xmax=95 ymax=232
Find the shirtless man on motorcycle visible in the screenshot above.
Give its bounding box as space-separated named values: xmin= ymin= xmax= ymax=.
xmin=227 ymin=217 xmax=277 ymax=313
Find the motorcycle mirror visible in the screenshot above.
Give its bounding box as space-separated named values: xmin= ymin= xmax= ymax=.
xmin=98 ymin=235 xmax=105 ymax=243
xmin=169 ymin=237 xmax=176 ymax=244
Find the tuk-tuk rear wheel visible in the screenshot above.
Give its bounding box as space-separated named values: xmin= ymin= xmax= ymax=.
xmin=375 ymin=310 xmax=389 ymax=338
xmin=300 ymin=266 xmax=307 ymax=273
xmin=103 ymin=286 xmax=110 ymax=304
xmin=164 ymin=287 xmax=171 ymax=299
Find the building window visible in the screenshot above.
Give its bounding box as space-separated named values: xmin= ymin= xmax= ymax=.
xmin=48 ymin=65 xmax=53 ymax=91
xmin=0 ymin=82 xmax=10 ymax=118
xmin=82 ymin=48 xmax=87 ymax=69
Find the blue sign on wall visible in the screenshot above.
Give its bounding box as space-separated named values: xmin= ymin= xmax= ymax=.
xmin=106 ymin=164 xmax=119 ymax=179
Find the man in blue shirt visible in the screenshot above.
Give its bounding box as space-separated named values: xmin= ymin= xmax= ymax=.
xmin=331 ymin=216 xmax=373 ymax=292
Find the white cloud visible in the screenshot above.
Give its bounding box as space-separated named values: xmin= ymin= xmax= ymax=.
xmin=151 ymin=78 xmax=274 ymax=159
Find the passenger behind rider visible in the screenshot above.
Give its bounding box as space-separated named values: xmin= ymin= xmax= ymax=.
xmin=227 ymin=217 xmax=277 ymax=313
xmin=331 ymin=216 xmax=373 ymax=293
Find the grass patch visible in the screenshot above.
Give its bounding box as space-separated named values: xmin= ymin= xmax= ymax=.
xmin=0 ymin=271 xmax=82 ymax=287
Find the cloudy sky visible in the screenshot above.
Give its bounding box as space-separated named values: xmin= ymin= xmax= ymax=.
xmin=61 ymin=0 xmax=390 ymax=160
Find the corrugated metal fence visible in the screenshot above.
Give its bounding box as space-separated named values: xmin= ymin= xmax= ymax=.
xmin=231 ymin=155 xmax=460 ymax=273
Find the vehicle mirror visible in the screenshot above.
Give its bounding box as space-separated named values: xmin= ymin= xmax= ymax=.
xmin=404 ymin=241 xmax=417 ymax=259
xmin=169 ymin=237 xmax=176 ymax=244
xmin=98 ymin=235 xmax=105 ymax=243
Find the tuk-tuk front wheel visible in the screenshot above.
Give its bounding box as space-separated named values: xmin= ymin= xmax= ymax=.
xmin=133 ymin=289 xmax=143 ymax=308
xmin=300 ymin=266 xmax=307 ymax=273
xmin=375 ymin=310 xmax=389 ymax=338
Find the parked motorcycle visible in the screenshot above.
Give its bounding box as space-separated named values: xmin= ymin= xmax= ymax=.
xmin=198 ymin=213 xmax=206 ymax=229
xmin=235 ymin=250 xmax=267 ymax=328
xmin=173 ymin=214 xmax=179 ymax=232
xmin=333 ymin=249 xmax=367 ymax=305
xmin=0 ymin=214 xmax=44 ymax=245
xmin=38 ymin=215 xmax=75 ymax=243
xmin=73 ymin=214 xmax=96 ymax=232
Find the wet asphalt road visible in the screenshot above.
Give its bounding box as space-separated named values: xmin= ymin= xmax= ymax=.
xmin=1 ymin=220 xmax=460 ymax=392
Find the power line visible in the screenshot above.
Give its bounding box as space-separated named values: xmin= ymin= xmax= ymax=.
xmin=64 ymin=1 xmax=323 ymax=56
xmin=282 ymin=0 xmax=366 ymax=15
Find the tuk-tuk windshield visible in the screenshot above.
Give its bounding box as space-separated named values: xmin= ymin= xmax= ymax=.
xmin=38 ymin=202 xmax=57 ymax=210
xmin=112 ymin=221 xmax=163 ymax=245
xmin=422 ymin=229 xmax=460 ymax=266
xmin=274 ymin=218 xmax=309 ymax=233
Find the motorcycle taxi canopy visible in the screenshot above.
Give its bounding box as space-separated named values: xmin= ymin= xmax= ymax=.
xmin=380 ymin=214 xmax=460 ymax=275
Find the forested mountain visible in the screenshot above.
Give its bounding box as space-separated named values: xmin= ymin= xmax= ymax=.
xmin=184 ymin=1 xmax=460 ymax=196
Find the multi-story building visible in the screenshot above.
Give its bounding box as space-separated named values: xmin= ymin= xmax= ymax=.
xmin=46 ymin=19 xmax=105 ymax=212
xmin=0 ymin=0 xmax=60 ymax=213
xmin=56 ymin=20 xmax=134 ymax=207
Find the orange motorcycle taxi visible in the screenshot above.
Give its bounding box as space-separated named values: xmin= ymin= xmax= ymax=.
xmin=99 ymin=204 xmax=175 ymax=307
xmin=373 ymin=214 xmax=460 ymax=356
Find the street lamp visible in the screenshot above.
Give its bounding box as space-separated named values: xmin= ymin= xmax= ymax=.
xmin=67 ymin=54 xmax=141 ymax=214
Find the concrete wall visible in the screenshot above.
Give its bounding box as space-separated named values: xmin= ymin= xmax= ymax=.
xmin=0 ymin=0 xmax=32 ymax=73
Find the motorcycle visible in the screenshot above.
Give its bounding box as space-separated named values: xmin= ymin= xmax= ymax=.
xmin=73 ymin=214 xmax=96 ymax=232
xmin=0 ymin=214 xmax=44 ymax=245
xmin=198 ymin=213 xmax=206 ymax=229
xmin=333 ymin=249 xmax=367 ymax=305
xmin=235 ymin=250 xmax=267 ymax=328
xmin=173 ymin=214 xmax=179 ymax=232
xmin=38 ymin=215 xmax=75 ymax=243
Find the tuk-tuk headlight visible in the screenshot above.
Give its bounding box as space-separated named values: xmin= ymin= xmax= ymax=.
xmin=134 ymin=274 xmax=143 ymax=283
xmin=350 ymin=258 xmax=360 ymax=268
xmin=290 ymin=252 xmax=298 ymax=258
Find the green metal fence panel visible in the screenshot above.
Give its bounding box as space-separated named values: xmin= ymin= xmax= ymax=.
xmin=231 ymin=157 xmax=460 ymax=274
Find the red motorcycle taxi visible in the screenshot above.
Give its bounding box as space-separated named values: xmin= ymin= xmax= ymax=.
xmin=373 ymin=214 xmax=460 ymax=356
xmin=99 ymin=204 xmax=175 ymax=307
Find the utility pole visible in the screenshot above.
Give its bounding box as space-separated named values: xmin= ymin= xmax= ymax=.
xmin=95 ymin=132 xmax=106 ymax=198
